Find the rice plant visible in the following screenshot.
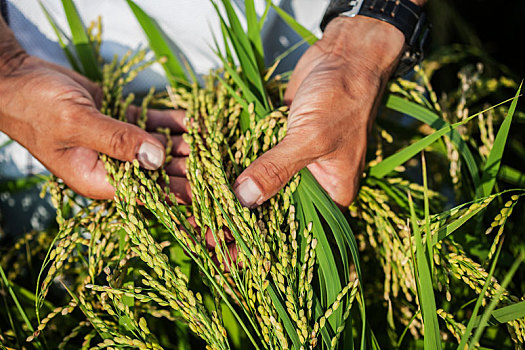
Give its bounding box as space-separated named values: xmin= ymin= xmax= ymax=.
xmin=1 ymin=1 xmax=524 ymax=349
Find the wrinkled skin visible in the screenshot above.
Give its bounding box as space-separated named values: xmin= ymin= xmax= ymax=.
xmin=233 ymin=16 xmax=405 ymax=209
xmin=0 ymin=17 xmax=191 ymax=202
xmin=220 ymin=16 xmax=406 ymax=264
xmin=2 ymin=14 xmax=407 ymax=262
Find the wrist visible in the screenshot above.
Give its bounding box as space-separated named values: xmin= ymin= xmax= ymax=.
xmin=410 ymin=0 xmax=426 ymax=6
xmin=320 ymin=16 xmax=405 ymax=77
xmin=1 ymin=20 xmax=28 ymax=77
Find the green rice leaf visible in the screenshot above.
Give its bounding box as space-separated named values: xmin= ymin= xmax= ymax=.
xmin=213 ymin=0 xmax=268 ymax=110
xmin=372 ymin=95 xmax=517 ymax=179
xmin=432 ymin=196 xmax=495 ymax=245
xmin=0 ymin=138 xmax=13 ymax=149
xmin=469 ymin=251 xmax=524 ymax=348
xmin=294 ymin=184 xmax=343 ymax=328
xmin=126 ymin=0 xmax=189 ymax=86
xmin=267 ymin=285 xmax=303 ymax=349
xmin=470 ymin=300 xmax=525 ymax=327
xmin=299 ymin=169 xmax=368 ymax=348
xmin=219 ymin=20 xmax=234 ymax=65
xmin=0 ymin=175 xmax=46 ymax=193
xmin=499 ymin=165 xmax=525 ymax=187
xmin=245 ymin=0 xmax=264 ymax=71
xmin=270 ymin=3 xmax=319 ymax=45
xmin=258 ymin=1 xmax=271 ymax=30
xmin=421 ymin=153 xmax=433 ymax=272
xmin=215 ymin=51 xmax=267 ymax=121
xmin=385 ymin=94 xmax=480 ymax=187
xmin=292 ymin=190 xmax=334 ymax=349
xmin=476 ymin=83 xmax=522 ymax=198
xmin=370 ymin=121 xmax=457 ymax=178
xmin=0 ymin=265 xmax=43 ymax=349
xmin=458 ymin=241 xmax=503 ymax=349
xmin=408 ymin=192 xmax=441 ymax=350
xmin=39 ymin=1 xmax=82 ymax=73
xmin=61 ymin=0 xmax=101 ymax=81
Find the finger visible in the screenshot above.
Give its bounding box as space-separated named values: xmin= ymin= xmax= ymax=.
xmin=204 ymin=226 xmax=235 ymax=250
xmin=233 ymin=135 xmax=314 ymax=208
xmin=211 ymin=242 xmax=238 ymax=273
xmin=168 ymin=176 xmax=192 ymax=204
xmin=75 ymin=108 xmax=166 ymax=171
xmin=126 ymin=105 xmax=187 ymax=133
xmin=55 ymin=147 xmax=114 ymax=200
xmin=151 ymin=133 xmax=190 ymax=156
xmin=165 ymin=157 xmax=187 ymax=177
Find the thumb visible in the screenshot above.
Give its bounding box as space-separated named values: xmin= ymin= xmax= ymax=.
xmin=233 ymin=136 xmax=312 ymax=208
xmin=77 ymin=110 xmax=165 ymax=170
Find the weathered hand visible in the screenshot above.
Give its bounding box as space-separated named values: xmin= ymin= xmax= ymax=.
xmin=233 ymin=16 xmax=405 ymax=208
xmin=0 ymin=21 xmax=190 ymax=202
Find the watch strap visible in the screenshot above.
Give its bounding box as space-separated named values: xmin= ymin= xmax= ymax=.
xmin=320 ymin=0 xmax=429 ymax=77
xmin=321 ymin=0 xmax=423 ymax=45
xmin=1 ymin=0 xmax=8 ymax=25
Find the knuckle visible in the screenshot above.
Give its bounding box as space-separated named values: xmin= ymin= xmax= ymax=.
xmin=126 ymin=105 xmax=141 ymax=124
xmin=108 ymin=127 xmax=133 ymax=154
xmin=259 ymin=159 xmax=290 ymax=187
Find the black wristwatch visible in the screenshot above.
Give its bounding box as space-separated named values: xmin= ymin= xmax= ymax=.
xmin=320 ymin=0 xmax=429 ymax=77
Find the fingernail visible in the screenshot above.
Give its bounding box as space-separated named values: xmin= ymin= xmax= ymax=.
xmin=137 ymin=142 xmax=164 ymax=170
xmin=234 ymin=178 xmax=263 ymax=208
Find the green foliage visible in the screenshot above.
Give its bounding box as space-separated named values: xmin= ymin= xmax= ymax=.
xmin=60 ymin=0 xmax=101 ymax=81
xmin=126 ymin=0 xmax=190 ymax=87
xmin=1 ymin=1 xmax=525 ymax=350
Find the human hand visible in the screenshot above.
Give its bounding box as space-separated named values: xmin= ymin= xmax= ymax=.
xmin=233 ymin=16 xmax=406 ymax=208
xmin=0 ymin=22 xmax=190 ymax=202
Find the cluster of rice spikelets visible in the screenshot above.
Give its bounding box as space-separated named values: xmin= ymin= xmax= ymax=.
xmin=14 ymin=43 xmax=524 ymax=349
xmin=23 ymin=50 xmax=361 ymax=349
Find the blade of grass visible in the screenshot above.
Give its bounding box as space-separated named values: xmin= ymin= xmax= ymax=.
xmin=1 ymin=276 xmax=23 ymax=349
xmin=432 ymin=197 xmax=495 ymax=245
xmin=469 ymin=300 xmax=525 ymax=327
xmin=219 ymin=20 xmax=234 ymax=65
xmin=0 ymin=264 xmax=43 ymax=349
xmin=386 ymin=94 xmax=481 ymax=188
xmin=244 ymin=0 xmax=264 ymax=71
xmin=371 ymin=95 xmax=518 ymax=178
xmin=499 ymin=165 xmax=525 ymax=187
xmin=266 ymin=285 xmax=303 ymax=349
xmin=212 ymin=0 xmax=269 ymax=110
xmin=293 ymin=191 xmax=335 ymax=349
xmin=61 ymin=0 xmax=101 ymax=81
xmin=370 ymin=120 xmax=458 ymax=178
xmin=0 ymin=138 xmax=13 ymax=149
xmin=421 ymin=152 xmax=433 ymax=272
xmin=295 ymin=185 xmax=343 ymax=330
xmin=458 ymin=241 xmax=503 ymax=349
xmin=469 ymin=251 xmax=524 ymax=348
xmin=476 ymin=83 xmax=522 ymax=198
xmin=408 ymin=192 xmax=441 ymax=350
xmin=215 ymin=50 xmax=267 ymax=118
xmin=396 ymin=310 xmax=421 ymax=348
xmin=298 ymin=169 xmax=368 ymax=348
xmin=39 ymin=1 xmax=82 ymax=73
xmin=270 ymin=3 xmax=319 ymax=45
xmin=258 ymin=1 xmax=271 ymax=30
xmin=0 ymin=175 xmax=46 ymax=193
xmin=126 ymin=0 xmax=189 ymax=86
